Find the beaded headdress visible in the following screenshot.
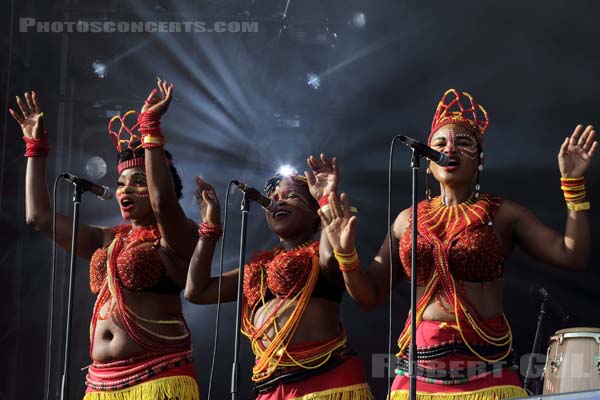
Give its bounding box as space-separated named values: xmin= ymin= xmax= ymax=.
xmin=428 ymin=89 xmax=489 ymax=146
xmin=108 ymin=110 xmax=145 ymax=174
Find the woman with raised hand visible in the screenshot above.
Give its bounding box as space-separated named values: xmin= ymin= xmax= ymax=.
xmin=11 ymin=80 xmax=200 ymax=399
xmin=318 ymin=89 xmax=596 ymax=399
xmin=185 ymin=155 xmax=373 ymax=399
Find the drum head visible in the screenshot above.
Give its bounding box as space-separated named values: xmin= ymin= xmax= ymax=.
xmin=554 ymin=327 xmax=600 ymax=335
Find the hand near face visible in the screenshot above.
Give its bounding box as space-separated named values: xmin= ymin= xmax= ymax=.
xmin=558 ymin=125 xmax=598 ymax=178
xmin=10 ymin=91 xmax=45 ymax=139
xmin=318 ymin=192 xmax=356 ymax=254
xmin=141 ymin=78 xmax=174 ymax=117
xmin=194 ymin=177 xmax=221 ymax=226
xmin=305 ymin=153 xmax=339 ymax=200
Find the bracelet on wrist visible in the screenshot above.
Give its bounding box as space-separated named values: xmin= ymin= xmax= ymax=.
xmin=334 ymin=248 xmax=360 ymax=272
xmin=198 ymin=222 xmax=223 ymax=240
xmin=23 ymin=133 xmax=49 ymax=157
xmin=566 ymin=201 xmax=590 ymax=212
xmin=560 ymin=177 xmax=588 ymax=210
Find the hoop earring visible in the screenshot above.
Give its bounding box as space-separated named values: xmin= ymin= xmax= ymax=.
xmin=425 ymin=166 xmax=432 ymax=201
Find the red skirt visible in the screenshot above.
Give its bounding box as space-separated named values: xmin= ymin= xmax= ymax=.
xmin=391 ymin=319 xmax=528 ymax=399
xmin=255 ymin=340 xmax=373 ymax=400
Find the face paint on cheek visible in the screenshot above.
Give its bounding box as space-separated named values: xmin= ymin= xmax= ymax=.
xmin=279 ymin=190 xmax=316 ymax=214
xmin=449 ymin=130 xmax=479 ymax=160
xmin=130 ymin=186 xmax=149 ymax=198
xmin=116 ymin=185 xmax=150 ymax=199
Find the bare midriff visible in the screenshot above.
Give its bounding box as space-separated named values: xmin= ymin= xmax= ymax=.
xmin=418 ymin=278 xmax=504 ymax=322
xmin=91 ymin=289 xmax=185 ymax=362
xmin=253 ymin=297 xmax=341 ymax=348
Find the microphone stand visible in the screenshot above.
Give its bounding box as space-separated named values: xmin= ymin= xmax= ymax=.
xmin=60 ymin=181 xmax=84 ymax=400
xmin=231 ymin=190 xmax=251 ymax=400
xmin=408 ymin=150 xmax=423 ymax=400
xmin=524 ymin=298 xmax=548 ymax=395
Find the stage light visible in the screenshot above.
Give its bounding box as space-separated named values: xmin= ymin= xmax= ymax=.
xmin=278 ymin=165 xmax=297 ymax=177
xmin=86 ymin=156 xmax=108 ymax=180
xmin=92 ymin=61 xmax=108 ymax=78
xmin=352 ymin=12 xmax=367 ymax=28
xmin=306 ymin=73 xmax=321 ymax=90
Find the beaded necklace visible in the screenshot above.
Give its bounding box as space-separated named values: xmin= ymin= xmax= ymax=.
xmin=241 ymin=241 xmax=346 ymax=381
xmin=397 ymin=194 xmax=512 ymax=363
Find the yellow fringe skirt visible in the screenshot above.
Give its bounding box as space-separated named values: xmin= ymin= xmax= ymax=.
xmin=83 ymin=375 xmax=199 ymax=400
xmin=389 ymin=385 xmax=528 ymax=399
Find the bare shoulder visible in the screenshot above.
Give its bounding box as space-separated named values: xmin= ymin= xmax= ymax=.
xmin=496 ymin=199 xmax=532 ymax=225
xmin=392 ymin=208 xmax=411 ymax=239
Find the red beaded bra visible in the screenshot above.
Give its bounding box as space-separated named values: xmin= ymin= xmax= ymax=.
xmin=399 ymin=194 xmax=504 ymax=285
xmin=89 ymin=224 xmax=180 ymax=295
xmin=243 ymin=241 xmax=321 ymax=309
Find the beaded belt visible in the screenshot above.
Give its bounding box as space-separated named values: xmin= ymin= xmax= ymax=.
xmin=397 ymin=340 xmax=512 ymax=361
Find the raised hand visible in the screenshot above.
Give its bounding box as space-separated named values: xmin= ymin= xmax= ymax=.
xmin=305 ymin=153 xmax=338 ymax=200
xmin=559 ymin=125 xmax=598 ymax=178
xmin=9 ymin=91 xmax=44 ymax=138
xmin=141 ymin=78 xmax=174 ymax=116
xmin=317 ymin=192 xmax=356 ymax=253
xmin=194 ymin=177 xmax=221 ymax=226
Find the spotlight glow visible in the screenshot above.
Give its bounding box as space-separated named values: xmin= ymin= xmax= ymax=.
xmin=278 ymin=165 xmax=297 ymax=177
xmin=352 ymin=12 xmax=367 ymax=28
xmin=306 ymin=73 xmax=321 ymax=90
xmin=92 ymin=61 xmax=108 ymax=78
xmin=86 ymin=156 xmax=108 ymax=180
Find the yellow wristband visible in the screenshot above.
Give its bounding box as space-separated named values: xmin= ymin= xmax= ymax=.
xmin=566 ymin=201 xmax=590 ymax=211
xmin=143 ymin=135 xmax=164 ymax=144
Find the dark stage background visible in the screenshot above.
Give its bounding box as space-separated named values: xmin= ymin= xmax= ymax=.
xmin=1 ymin=1 xmax=600 ymax=399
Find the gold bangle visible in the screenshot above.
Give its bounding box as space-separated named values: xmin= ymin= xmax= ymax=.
xmin=566 ymin=201 xmax=590 ymax=211
xmin=143 ymin=135 xmax=164 ymax=144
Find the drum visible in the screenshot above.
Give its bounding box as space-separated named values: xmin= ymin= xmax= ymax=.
xmin=543 ymin=327 xmax=600 ymax=394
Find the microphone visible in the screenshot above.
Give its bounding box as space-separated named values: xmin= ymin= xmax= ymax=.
xmin=532 ymin=285 xmax=570 ymax=322
xmin=398 ymin=135 xmax=450 ymax=166
xmin=61 ymin=173 xmax=113 ymax=200
xmin=232 ymin=180 xmax=278 ymax=212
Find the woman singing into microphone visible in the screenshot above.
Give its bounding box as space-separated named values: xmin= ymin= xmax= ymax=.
xmin=317 ymin=89 xmax=596 ymax=399
xmin=11 ymin=81 xmax=200 ymax=399
xmin=185 ymin=156 xmax=373 ymax=399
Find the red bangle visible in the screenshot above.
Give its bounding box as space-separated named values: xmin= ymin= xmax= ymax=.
xmin=138 ymin=111 xmax=165 ymax=148
xmin=198 ymin=222 xmax=223 ymax=240
xmin=23 ymin=134 xmax=49 ymax=157
xmin=318 ymin=195 xmax=330 ymax=208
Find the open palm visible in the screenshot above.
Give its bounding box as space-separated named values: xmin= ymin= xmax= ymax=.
xmin=305 ymin=153 xmax=339 ymax=200
xmin=141 ymin=78 xmax=174 ymax=117
xmin=318 ymin=192 xmax=356 ymax=253
xmin=559 ymin=125 xmax=598 ymax=178
xmin=194 ymin=177 xmax=221 ymax=226
xmin=10 ymin=91 xmax=44 ymax=139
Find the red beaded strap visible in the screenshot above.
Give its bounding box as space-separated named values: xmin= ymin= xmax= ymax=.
xmin=198 ymin=222 xmax=223 ymax=241
xmin=138 ymin=111 xmax=165 ymax=148
xmin=23 ymin=132 xmax=49 ymax=157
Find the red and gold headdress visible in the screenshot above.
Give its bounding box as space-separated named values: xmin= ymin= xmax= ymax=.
xmin=429 ymin=89 xmax=489 ymax=145
xmin=108 ymin=110 xmax=145 ymax=174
